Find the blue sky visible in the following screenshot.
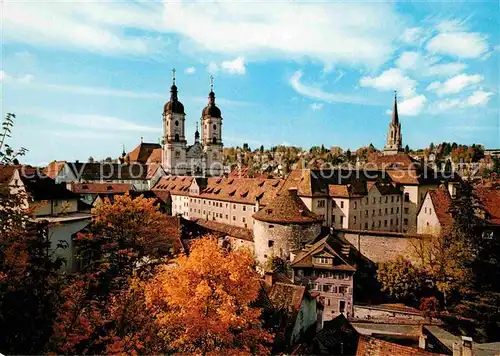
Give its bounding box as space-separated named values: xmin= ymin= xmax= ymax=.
xmin=1 ymin=0 xmax=499 ymax=165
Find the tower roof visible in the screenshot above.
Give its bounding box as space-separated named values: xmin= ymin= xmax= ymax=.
xmin=392 ymin=91 xmax=399 ymax=125
xmin=253 ymin=187 xmax=323 ymax=224
xmin=164 ymin=68 xmax=185 ymax=114
xmin=202 ymin=76 xmax=222 ymax=118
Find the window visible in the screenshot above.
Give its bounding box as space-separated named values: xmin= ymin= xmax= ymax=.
xmin=391 ymin=196 xmax=394 ymax=203
xmin=243 ymin=206 xmax=246 ymax=211
xmin=371 ymin=222 xmax=375 ymax=228
xmin=233 ymin=204 xmax=236 ymax=209
xmin=317 ymin=200 xmax=325 ymax=208
xmin=316 ymin=257 xmax=331 ymax=264
xmin=429 ymin=208 xmax=432 ymax=215
xmin=390 ymin=219 xmax=393 ymax=225
xmin=268 ymin=240 xmax=274 ymax=248
xmin=340 ymin=216 xmax=344 ymax=225
xmin=404 ymin=207 xmax=409 ymax=214
xmin=404 ymin=218 xmax=408 ymax=225
xmin=213 ymin=124 xmax=216 ymax=130
xmin=242 ymin=217 xmax=246 ymax=223
xmin=332 ymin=200 xmax=336 ymax=208
xmin=384 ymin=220 xmax=387 ymax=227
xmin=385 ymin=196 xmax=388 ymax=203
xmin=396 ymin=218 xmax=399 ymax=225
xmin=365 ymin=197 xmax=369 ymax=205
xmin=339 ymin=286 xmax=348 ymax=294
xmin=378 ymin=221 xmax=381 ymax=228
xmin=397 ymin=207 xmax=399 ymax=214
xmin=332 ymin=215 xmax=336 ymax=224
xmin=372 ymin=209 xmax=375 ymax=216
xmin=354 ymin=201 xmax=357 ymax=209
xmin=482 ymin=231 xmax=494 ymax=240
xmin=379 ymin=209 xmax=382 ymax=216
xmin=353 ymin=216 xmax=357 ymax=224
xmin=404 ymin=193 xmax=410 ymax=202
xmin=397 ymin=196 xmax=399 ymax=202
xmin=233 ymin=216 xmax=236 ymax=221
xmin=391 ymin=207 xmax=393 ymax=214
xmin=175 ymin=120 xmax=179 ymax=126
xmin=425 ymin=207 xmax=427 ymax=213
xmin=341 ymin=201 xmax=344 ymax=209
xmin=364 ymin=222 xmax=368 ymax=229
xmin=225 ymin=214 xmax=228 ymax=219
xmin=379 ymin=197 xmax=382 ymax=203
xmin=327 ymin=298 xmax=331 ymax=306
xmin=365 ymin=210 xmax=368 ymax=217
xmin=372 ymin=197 xmax=376 ymax=204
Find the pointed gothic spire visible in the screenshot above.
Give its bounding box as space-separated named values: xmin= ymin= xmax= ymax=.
xmin=121 ymin=144 xmax=126 ymax=158
xmin=392 ymin=91 xmax=399 ymax=125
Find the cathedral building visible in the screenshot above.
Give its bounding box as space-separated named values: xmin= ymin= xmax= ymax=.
xmin=383 ymin=93 xmax=403 ymax=156
xmin=162 ymin=71 xmax=224 ymax=176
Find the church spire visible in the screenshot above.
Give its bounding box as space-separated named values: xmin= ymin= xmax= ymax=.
xmin=170 ymin=68 xmax=178 ymax=101
xmin=195 ymin=122 xmax=200 ymax=142
xmin=392 ymin=91 xmax=399 ymax=125
xmin=208 ymin=75 xmax=215 ymax=105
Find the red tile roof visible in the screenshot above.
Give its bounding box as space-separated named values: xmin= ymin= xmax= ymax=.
xmin=229 ymin=166 xmax=271 ymax=179
xmin=147 ymin=148 xmax=162 ymax=164
xmin=367 ymin=153 xmax=418 ymax=169
xmin=154 ymin=176 xmax=284 ymax=206
xmin=194 ymin=219 xmax=253 ymax=242
xmin=268 ymin=283 xmax=306 ymax=312
xmin=153 ymin=176 xmax=194 ymax=196
xmin=72 ymin=182 xmax=134 ymax=194
xmin=151 ymin=189 xmax=171 ymax=203
xmin=125 ymin=142 xmax=161 ymax=164
xmin=475 ymin=183 xmax=500 ymax=225
xmin=428 ymin=188 xmax=453 ymax=227
xmin=253 ymin=188 xmax=323 ymax=224
xmin=356 ymin=335 xmax=444 ymax=356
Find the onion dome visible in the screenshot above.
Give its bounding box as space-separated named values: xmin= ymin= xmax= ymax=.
xmin=164 ymin=84 xmax=185 ymax=114
xmin=202 ymin=91 xmax=222 ymax=118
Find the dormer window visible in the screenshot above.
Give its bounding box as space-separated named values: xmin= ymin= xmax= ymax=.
xmin=315 ymin=257 xmax=331 ymax=264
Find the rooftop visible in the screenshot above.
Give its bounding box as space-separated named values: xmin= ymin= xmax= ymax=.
xmin=253 ymin=188 xmax=323 ymax=224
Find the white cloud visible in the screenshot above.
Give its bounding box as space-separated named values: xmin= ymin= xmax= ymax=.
xmin=221 ymin=57 xmax=246 ymax=75
xmin=25 ymin=109 xmax=161 ymax=133
xmin=427 ymin=32 xmax=489 ymax=59
xmin=359 ymin=68 xmax=417 ymax=98
xmin=207 ymin=62 xmax=219 ymax=74
xmin=396 ymin=51 xmax=466 ymax=77
xmin=290 ymin=71 xmax=374 ymax=105
xmin=162 ymin=2 xmax=403 ymax=68
xmin=436 ymin=19 xmax=467 ymax=33
xmin=386 ymin=95 xmax=427 ymax=116
xmin=184 ymin=67 xmax=196 ymax=74
xmin=311 ymin=103 xmax=324 ymax=111
xmin=2 ymin=2 xmax=165 ymax=56
xmin=400 ymin=27 xmax=428 ymax=45
xmin=426 ymin=73 xmax=483 ymax=96
xmin=0 ymin=70 xmax=34 ymax=84
xmin=429 ymin=89 xmax=494 ymax=113
xmin=467 ymin=89 xmax=493 ymax=106
xmin=41 ymin=83 xmax=163 ymax=99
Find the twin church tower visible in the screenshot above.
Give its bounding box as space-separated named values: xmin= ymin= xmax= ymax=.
xmin=162 ymin=69 xmax=224 ymax=176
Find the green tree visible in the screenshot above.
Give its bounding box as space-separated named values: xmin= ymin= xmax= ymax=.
xmin=377 ymin=257 xmax=425 ymax=305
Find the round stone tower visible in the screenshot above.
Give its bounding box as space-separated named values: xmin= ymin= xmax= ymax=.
xmin=252 ymin=187 xmax=323 ymax=266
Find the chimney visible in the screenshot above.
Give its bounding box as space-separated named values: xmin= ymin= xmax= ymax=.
xmin=264 ymin=272 xmax=273 ymax=287
xmin=255 ymin=196 xmax=261 ymax=212
xmin=288 ymin=187 xmax=298 ymax=196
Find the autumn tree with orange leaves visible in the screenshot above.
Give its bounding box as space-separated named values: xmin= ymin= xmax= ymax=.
xmin=145 ymin=237 xmax=273 ymax=355
xmin=50 ymin=193 xmax=179 ymax=354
